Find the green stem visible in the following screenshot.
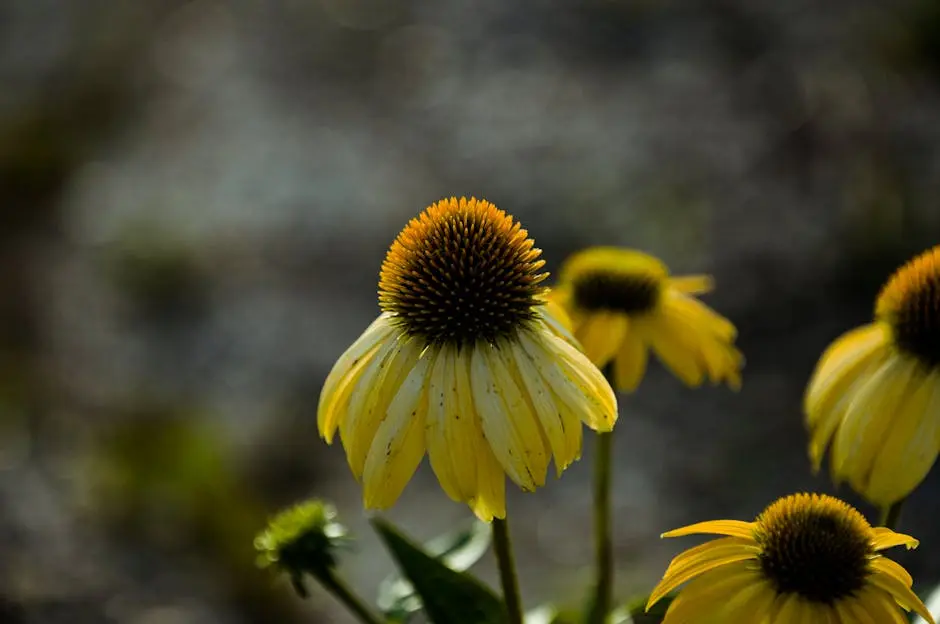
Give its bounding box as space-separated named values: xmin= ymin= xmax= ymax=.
xmin=493 ymin=517 xmax=525 ymax=624
xmin=879 ymin=499 xmax=906 ymax=531
xmin=587 ymin=431 xmax=614 ymax=624
xmin=318 ymin=569 xmax=385 ymax=624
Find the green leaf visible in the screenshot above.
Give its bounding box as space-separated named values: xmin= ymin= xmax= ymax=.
xmin=372 ymin=517 xmax=507 ymax=624
xmin=376 ymin=517 xmax=493 ymax=621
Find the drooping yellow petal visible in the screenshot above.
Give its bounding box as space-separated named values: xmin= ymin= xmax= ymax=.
xmin=871 ymin=556 xmax=915 ymax=589
xmin=362 ymin=351 xmax=433 ymax=509
xmin=830 ymin=355 xmax=917 ymax=494
xmin=471 ymin=342 xmax=548 ymax=490
xmin=511 ymin=340 xmax=582 ymax=475
xmin=661 ymin=520 xmax=757 ymax=540
xmin=317 ymin=315 xmax=398 ymax=441
xmin=425 ymin=344 xmax=466 ymax=502
xmin=341 ymin=335 xmax=422 ymax=477
xmin=865 ymin=368 xmax=940 ymax=505
xmin=613 ymin=322 xmax=648 ymax=392
xmin=871 ymin=528 xmax=920 ymax=552
xmin=804 ymin=323 xmax=889 ymax=428
xmin=516 ymin=327 xmax=617 ymax=432
xmin=576 ymin=312 xmax=628 ymax=368
xmin=642 ymin=314 xmax=707 ymax=387
xmin=472 ymin=441 xmax=507 ymax=521
xmin=648 ymin=539 xmax=756 ymax=607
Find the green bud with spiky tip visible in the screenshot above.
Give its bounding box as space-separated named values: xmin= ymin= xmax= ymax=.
xmin=254 ymin=499 xmax=349 ymax=597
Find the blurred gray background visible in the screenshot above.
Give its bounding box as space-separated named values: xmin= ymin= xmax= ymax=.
xmin=3 ymin=0 xmax=940 ymax=622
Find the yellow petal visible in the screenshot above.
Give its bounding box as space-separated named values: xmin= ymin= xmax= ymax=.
xmin=317 ymin=315 xmax=397 ymax=441
xmin=830 ymin=355 xmax=915 ymax=494
xmin=872 ymin=528 xmax=920 ymax=552
xmin=643 ymin=314 xmax=707 ymax=387
xmin=613 ymin=324 xmax=649 ymax=392
xmin=361 ymin=350 xmax=433 ymax=509
xmin=866 ymin=369 xmax=940 ymax=505
xmin=804 ymin=323 xmax=888 ymax=428
xmin=466 ymin=439 xmax=506 ymax=521
xmin=648 ymin=539 xmax=756 ymax=608
xmin=576 ymin=312 xmax=628 ymax=368
xmin=341 ymin=335 xmax=421 ymax=477
xmin=425 ymin=344 xmax=466 ymax=502
xmin=661 ymin=520 xmax=757 ymax=540
xmin=525 ymin=325 xmax=618 ymax=430
xmin=718 ymin=576 xmax=778 ymax=624
xmin=871 ymin=556 xmax=914 ymax=588
xmin=869 ymin=559 xmax=933 ymax=623
xmin=471 ymin=342 xmax=549 ymax=490
xmin=853 ymin=588 xmax=912 ymax=624
xmin=669 ymin=274 xmax=714 ymax=295
xmin=657 ymin=563 xmax=760 ymax=623
xmin=511 ymin=341 xmax=582 ymax=475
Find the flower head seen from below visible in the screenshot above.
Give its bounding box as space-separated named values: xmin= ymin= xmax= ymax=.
xmin=805 ymin=245 xmax=940 ymax=507
xmin=317 ymin=197 xmax=617 ymax=521
xmin=551 ymin=247 xmax=743 ymax=392
xmin=647 ymin=493 xmax=933 ymax=624
xmin=255 ymin=499 xmax=349 ymax=592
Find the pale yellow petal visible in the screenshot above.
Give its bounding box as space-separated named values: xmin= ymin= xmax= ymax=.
xmin=511 ymin=341 xmax=582 ymax=475
xmin=866 ymin=369 xmax=940 ymax=505
xmin=317 ymin=315 xmax=397 ymax=441
xmin=516 ymin=327 xmax=617 ymax=432
xmin=361 ymin=350 xmax=433 ymax=509
xmin=661 ymin=520 xmax=757 ymax=540
xmin=341 ymin=335 xmax=422 ymax=477
xmin=613 ymin=323 xmax=649 ymax=392
xmin=425 ymin=344 xmax=465 ymax=502
xmin=472 ymin=442 xmax=506 ymax=521
xmin=470 ymin=343 xmax=548 ymax=490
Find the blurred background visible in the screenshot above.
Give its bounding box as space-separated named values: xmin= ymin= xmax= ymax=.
xmin=3 ymin=0 xmax=940 ymax=622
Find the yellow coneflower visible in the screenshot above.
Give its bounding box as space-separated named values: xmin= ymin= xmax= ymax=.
xmin=805 ymin=246 xmax=940 ymax=507
xmin=647 ymin=493 xmax=933 ymax=624
xmin=317 ymin=197 xmax=617 ymax=521
xmin=551 ymin=247 xmax=743 ymax=392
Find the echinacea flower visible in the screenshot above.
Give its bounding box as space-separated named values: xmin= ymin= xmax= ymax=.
xmin=805 ymin=246 xmax=940 ymax=507
xmin=551 ymin=247 xmax=743 ymax=392
xmin=647 ymin=493 xmax=933 ymax=624
xmin=317 ymin=197 xmax=617 ymax=521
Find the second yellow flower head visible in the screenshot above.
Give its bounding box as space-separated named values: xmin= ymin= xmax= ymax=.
xmin=552 ymin=247 xmax=743 ymax=392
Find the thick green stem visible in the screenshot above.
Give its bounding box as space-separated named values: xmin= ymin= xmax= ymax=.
xmin=318 ymin=569 xmax=385 ymax=624
xmin=879 ymin=499 xmax=906 ymax=531
xmin=587 ymin=431 xmax=614 ymax=624
xmin=493 ymin=517 xmax=525 ymax=624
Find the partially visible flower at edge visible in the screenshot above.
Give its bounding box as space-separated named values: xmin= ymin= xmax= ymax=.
xmin=805 ymin=245 xmax=940 ymax=507
xmin=317 ymin=197 xmax=617 ymax=521
xmin=551 ymin=246 xmax=743 ymax=392
xmin=647 ymin=492 xmax=933 ymax=624
xmin=255 ymin=500 xmax=349 ymax=594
